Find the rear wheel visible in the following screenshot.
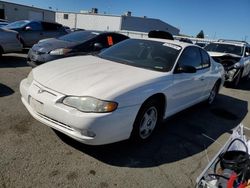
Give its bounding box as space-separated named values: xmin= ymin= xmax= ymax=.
xmin=207 ymin=82 xmax=220 ymax=105
xmin=130 ymin=99 xmax=162 ymax=142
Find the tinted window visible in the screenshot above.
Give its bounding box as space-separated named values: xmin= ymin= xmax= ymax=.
xmin=200 ymin=49 xmax=210 ymax=68
xmin=245 ymin=47 xmax=250 ymax=56
xmin=42 ymin=22 xmax=62 ymax=31
xmin=111 ymin=33 xmax=129 ymax=44
xmin=178 ymin=47 xmax=202 ymax=69
xmin=58 ymin=31 xmax=98 ymax=43
xmin=27 ymin=22 xmax=42 ymax=31
xmin=205 ymin=43 xmax=243 ymax=56
xmin=99 ymin=39 xmax=181 ymax=72
xmin=96 ymin=34 xmax=110 ymax=48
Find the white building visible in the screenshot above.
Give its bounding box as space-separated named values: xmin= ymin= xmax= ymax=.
xmin=56 ymin=10 xmax=180 ymax=35
xmin=0 ymin=1 xmax=55 ymax=22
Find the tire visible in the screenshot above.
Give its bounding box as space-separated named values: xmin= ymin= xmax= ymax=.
xmin=207 ymin=82 xmax=220 ymax=105
xmin=0 ymin=46 xmax=3 ymax=57
xmin=130 ymin=99 xmax=162 ymax=142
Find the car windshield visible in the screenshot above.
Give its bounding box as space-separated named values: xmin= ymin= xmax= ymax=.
xmin=204 ymin=43 xmax=243 ymax=56
xmin=4 ymin=20 xmax=30 ymax=29
xmin=58 ymin=31 xmax=98 ymax=43
xmin=98 ymin=39 xmax=181 ymax=72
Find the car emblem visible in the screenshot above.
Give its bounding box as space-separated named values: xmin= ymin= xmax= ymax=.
xmin=37 ymin=89 xmax=44 ymax=94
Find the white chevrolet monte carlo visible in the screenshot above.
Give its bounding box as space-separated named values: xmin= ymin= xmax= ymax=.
xmin=20 ymin=38 xmax=225 ymax=145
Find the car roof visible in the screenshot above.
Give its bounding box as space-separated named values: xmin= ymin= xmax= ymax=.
xmin=72 ymin=30 xmax=129 ymax=37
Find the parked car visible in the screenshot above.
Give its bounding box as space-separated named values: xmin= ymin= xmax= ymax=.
xmin=0 ymin=22 xmax=8 ymax=27
xmin=3 ymin=20 xmax=68 ymax=48
xmin=27 ymin=30 xmax=129 ymax=67
xmin=0 ymin=28 xmax=22 ymax=56
xmin=195 ymin=41 xmax=209 ymax=48
xmin=204 ymin=40 xmax=250 ymax=87
xmin=20 ymin=38 xmax=225 ymax=145
xmin=179 ymin=38 xmax=193 ymax=44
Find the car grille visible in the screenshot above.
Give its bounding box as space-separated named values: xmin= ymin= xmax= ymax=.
xmin=37 ymin=112 xmax=74 ymax=131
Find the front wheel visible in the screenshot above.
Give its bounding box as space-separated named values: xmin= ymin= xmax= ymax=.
xmin=207 ymin=82 xmax=219 ymax=105
xmin=130 ymin=100 xmax=162 ymax=142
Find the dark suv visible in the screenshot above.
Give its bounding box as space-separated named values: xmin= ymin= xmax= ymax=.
xmin=4 ymin=20 xmax=68 ymax=47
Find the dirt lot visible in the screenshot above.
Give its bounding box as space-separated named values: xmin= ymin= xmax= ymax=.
xmin=0 ymin=53 xmax=250 ymax=188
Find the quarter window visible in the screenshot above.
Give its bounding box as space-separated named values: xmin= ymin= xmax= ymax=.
xmin=200 ymin=49 xmax=210 ymax=68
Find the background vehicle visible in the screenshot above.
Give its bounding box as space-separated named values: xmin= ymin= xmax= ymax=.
xmin=20 ymin=38 xmax=224 ymax=145
xmin=204 ymin=40 xmax=250 ymax=87
xmin=27 ymin=30 xmax=129 ymax=67
xmin=3 ymin=20 xmax=68 ymax=48
xmin=0 ymin=19 xmax=8 ymax=27
xmin=0 ymin=28 xmax=22 ymax=56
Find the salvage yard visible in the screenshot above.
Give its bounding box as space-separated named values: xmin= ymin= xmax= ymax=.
xmin=0 ymin=53 xmax=250 ymax=188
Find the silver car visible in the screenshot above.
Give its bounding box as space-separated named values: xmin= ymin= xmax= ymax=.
xmin=0 ymin=28 xmax=23 ymax=56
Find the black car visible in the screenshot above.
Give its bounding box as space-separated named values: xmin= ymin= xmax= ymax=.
xmin=4 ymin=20 xmax=68 ymax=47
xmin=27 ymin=30 xmax=129 ymax=67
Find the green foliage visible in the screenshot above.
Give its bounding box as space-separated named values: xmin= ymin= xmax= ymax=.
xmin=196 ymin=30 xmax=204 ymax=38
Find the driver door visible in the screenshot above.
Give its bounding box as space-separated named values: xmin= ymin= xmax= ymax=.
xmin=20 ymin=21 xmax=43 ymax=47
xmin=168 ymin=46 xmax=208 ymax=115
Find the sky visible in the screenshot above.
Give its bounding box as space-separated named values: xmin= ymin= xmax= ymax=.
xmin=4 ymin=0 xmax=250 ymax=42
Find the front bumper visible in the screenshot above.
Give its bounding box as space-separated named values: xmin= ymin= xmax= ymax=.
xmin=224 ymin=68 xmax=241 ymax=82
xmin=20 ymin=79 xmax=139 ymax=145
xmin=27 ymin=49 xmax=64 ymax=67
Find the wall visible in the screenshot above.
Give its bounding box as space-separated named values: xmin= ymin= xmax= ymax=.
xmin=0 ymin=1 xmax=55 ymax=22
xmin=121 ymin=16 xmax=180 ymax=35
xmin=56 ymin=12 xmax=76 ymax=28
xmin=56 ymin=12 xmax=122 ymax=31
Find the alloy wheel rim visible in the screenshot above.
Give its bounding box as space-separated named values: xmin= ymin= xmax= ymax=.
xmin=139 ymin=106 xmax=158 ymax=139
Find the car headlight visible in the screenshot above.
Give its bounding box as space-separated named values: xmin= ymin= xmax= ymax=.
xmin=63 ymin=96 xmax=118 ymax=113
xmin=49 ymin=48 xmax=72 ymax=55
xmin=27 ymin=71 xmax=34 ymax=85
xmin=233 ymin=62 xmax=241 ymax=69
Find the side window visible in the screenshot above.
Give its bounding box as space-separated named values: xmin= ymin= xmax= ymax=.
xmin=200 ymin=49 xmax=210 ymax=68
xmin=177 ymin=47 xmax=202 ymax=70
xmin=96 ymin=35 xmax=109 ymax=49
xmin=245 ymin=46 xmax=250 ymax=57
xmin=26 ymin=22 xmax=42 ymax=31
xmin=42 ymin=22 xmax=61 ymax=31
xmin=112 ymin=34 xmax=129 ymax=44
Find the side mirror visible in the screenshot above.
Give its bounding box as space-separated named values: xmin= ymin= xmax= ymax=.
xmin=176 ymin=65 xmax=196 ymax=73
xmin=25 ymin=26 xmax=32 ymax=31
xmin=93 ymin=43 xmax=103 ymax=51
xmin=245 ymin=52 xmax=250 ymax=57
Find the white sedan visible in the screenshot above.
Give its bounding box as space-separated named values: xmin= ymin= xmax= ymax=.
xmin=20 ymin=38 xmax=225 ymax=145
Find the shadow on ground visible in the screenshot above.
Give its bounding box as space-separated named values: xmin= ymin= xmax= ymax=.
xmin=0 ymin=83 xmax=14 ymax=97
xmin=0 ymin=54 xmax=28 ymax=68
xmin=237 ymin=79 xmax=250 ymax=91
xmin=55 ymin=93 xmax=248 ymax=168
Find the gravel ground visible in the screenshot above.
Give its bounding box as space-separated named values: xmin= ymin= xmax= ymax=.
xmin=0 ymin=53 xmax=250 ymax=188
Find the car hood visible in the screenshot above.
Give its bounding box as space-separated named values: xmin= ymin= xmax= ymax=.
xmin=32 ymin=38 xmax=77 ymax=53
xmin=32 ymin=55 xmax=167 ymax=99
xmin=208 ymin=51 xmax=241 ymax=58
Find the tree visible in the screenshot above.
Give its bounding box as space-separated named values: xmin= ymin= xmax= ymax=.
xmin=196 ymin=30 xmax=204 ymax=38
